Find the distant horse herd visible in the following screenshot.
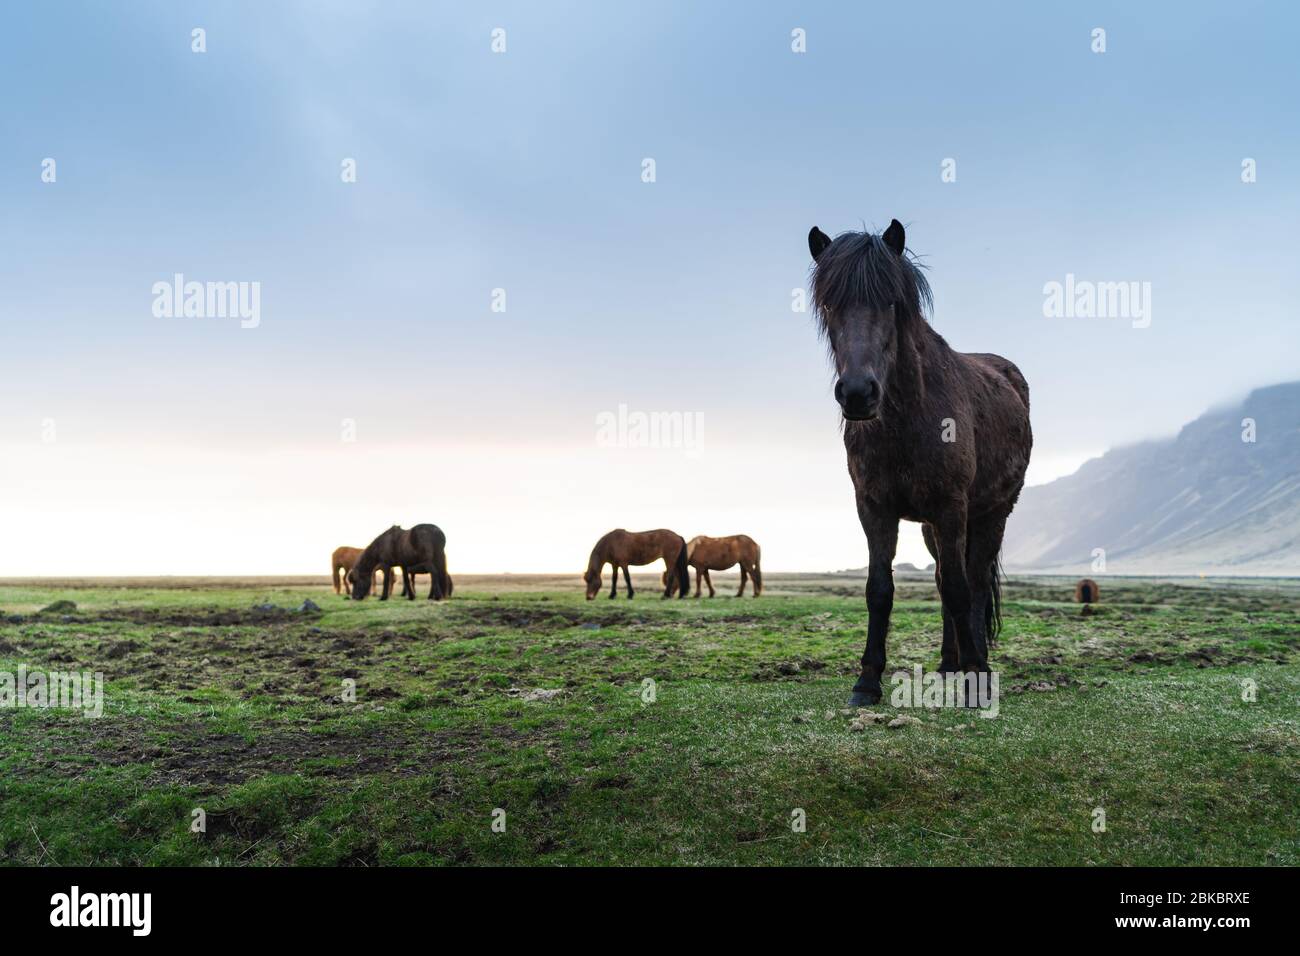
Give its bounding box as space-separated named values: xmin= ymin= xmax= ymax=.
xmin=334 ymin=525 xmax=761 ymax=602
xmin=332 ymin=219 xmax=1047 ymax=706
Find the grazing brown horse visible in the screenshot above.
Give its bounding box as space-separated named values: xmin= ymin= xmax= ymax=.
xmin=1074 ymin=578 xmax=1100 ymax=604
xmin=584 ymin=529 xmax=689 ymax=600
xmin=664 ymin=535 xmax=763 ymax=597
xmin=332 ymin=546 xmax=363 ymax=594
xmin=808 ymin=220 xmax=1032 ymax=705
xmin=332 ymin=546 xmax=383 ymax=596
xmin=350 ymin=524 xmax=451 ymax=601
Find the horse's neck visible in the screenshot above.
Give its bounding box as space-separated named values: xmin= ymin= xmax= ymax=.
xmin=888 ymin=316 xmax=939 ymax=409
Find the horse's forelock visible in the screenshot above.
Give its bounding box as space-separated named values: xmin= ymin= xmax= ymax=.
xmin=810 ymin=231 xmax=932 ymax=329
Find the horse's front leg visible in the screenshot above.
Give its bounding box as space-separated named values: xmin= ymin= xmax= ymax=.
xmin=380 ymin=567 xmax=392 ymax=600
xmin=850 ymin=506 xmax=899 ymax=707
xmin=623 ymin=565 xmax=635 ymax=599
xmin=608 ymin=562 xmax=618 ymax=600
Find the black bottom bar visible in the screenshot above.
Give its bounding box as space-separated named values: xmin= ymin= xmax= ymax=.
xmin=1 ymin=866 xmax=1281 ymax=939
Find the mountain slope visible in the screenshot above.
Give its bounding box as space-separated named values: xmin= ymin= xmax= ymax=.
xmin=1002 ymin=382 xmax=1300 ymax=575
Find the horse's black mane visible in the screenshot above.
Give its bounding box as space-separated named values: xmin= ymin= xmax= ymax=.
xmin=810 ymin=231 xmax=932 ymax=327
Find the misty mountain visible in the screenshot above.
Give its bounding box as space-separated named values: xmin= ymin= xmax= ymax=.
xmin=1002 ymin=382 xmax=1300 ymax=575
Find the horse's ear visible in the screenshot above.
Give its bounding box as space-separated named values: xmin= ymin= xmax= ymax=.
xmin=808 ymin=226 xmax=832 ymax=261
xmin=882 ymin=219 xmax=906 ymax=256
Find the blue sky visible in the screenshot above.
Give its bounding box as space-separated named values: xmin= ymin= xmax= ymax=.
xmin=2 ymin=1 xmax=1297 ymax=573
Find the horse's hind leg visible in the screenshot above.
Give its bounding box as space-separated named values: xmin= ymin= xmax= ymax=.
xmin=963 ymin=512 xmax=1007 ymax=664
xmin=736 ymin=564 xmax=748 ymax=598
xmin=932 ymin=506 xmax=988 ymax=708
xmin=923 ymin=524 xmax=958 ymax=673
xmin=430 ymin=553 xmax=448 ymax=600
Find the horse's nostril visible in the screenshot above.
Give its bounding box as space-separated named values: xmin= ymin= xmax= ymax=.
xmin=834 ymin=380 xmax=845 ymax=402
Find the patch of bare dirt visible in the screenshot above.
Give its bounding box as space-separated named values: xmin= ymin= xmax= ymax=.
xmin=4 ymin=714 xmax=555 ymax=788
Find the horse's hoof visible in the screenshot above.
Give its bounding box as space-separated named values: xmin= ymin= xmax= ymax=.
xmin=847 ymin=689 xmax=881 ymax=707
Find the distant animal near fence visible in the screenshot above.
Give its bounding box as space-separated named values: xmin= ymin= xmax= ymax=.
xmin=1075 ymin=579 xmax=1100 ymax=604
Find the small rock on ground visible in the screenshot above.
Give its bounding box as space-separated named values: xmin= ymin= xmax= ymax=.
xmin=887 ymin=715 xmax=924 ymax=729
xmin=506 ymin=687 xmax=564 ymax=702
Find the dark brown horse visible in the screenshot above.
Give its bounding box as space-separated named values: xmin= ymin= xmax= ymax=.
xmin=350 ymin=524 xmax=451 ymax=601
xmin=584 ymin=529 xmax=689 ymax=599
xmin=808 ymin=220 xmax=1032 ymax=705
xmin=1074 ymin=579 xmax=1099 ymax=604
xmin=663 ymin=535 xmax=763 ymax=597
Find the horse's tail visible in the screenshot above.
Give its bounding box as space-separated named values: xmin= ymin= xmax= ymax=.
xmin=751 ymin=543 xmax=762 ymax=596
xmin=986 ymin=554 xmax=1003 ymax=645
xmin=434 ymin=550 xmax=453 ymax=600
xmin=675 ymin=541 xmax=690 ymax=598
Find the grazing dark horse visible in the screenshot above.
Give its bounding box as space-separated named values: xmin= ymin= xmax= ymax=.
xmin=350 ymin=524 xmax=451 ymax=601
xmin=663 ymin=535 xmax=763 ymax=597
xmin=807 ymin=220 xmax=1032 ymax=705
xmin=584 ymin=529 xmax=689 ymax=600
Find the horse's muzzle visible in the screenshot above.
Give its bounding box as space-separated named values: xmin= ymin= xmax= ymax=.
xmin=835 ymin=376 xmax=880 ymax=420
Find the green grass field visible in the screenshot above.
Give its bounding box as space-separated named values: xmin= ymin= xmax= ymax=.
xmin=1 ymin=573 xmax=1296 ymax=866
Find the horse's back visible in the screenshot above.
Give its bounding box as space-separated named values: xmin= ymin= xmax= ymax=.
xmin=965 ymin=352 xmax=1030 ymax=411
xmin=410 ymin=522 xmax=446 ymax=544
xmin=408 ymin=523 xmax=447 ymax=555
